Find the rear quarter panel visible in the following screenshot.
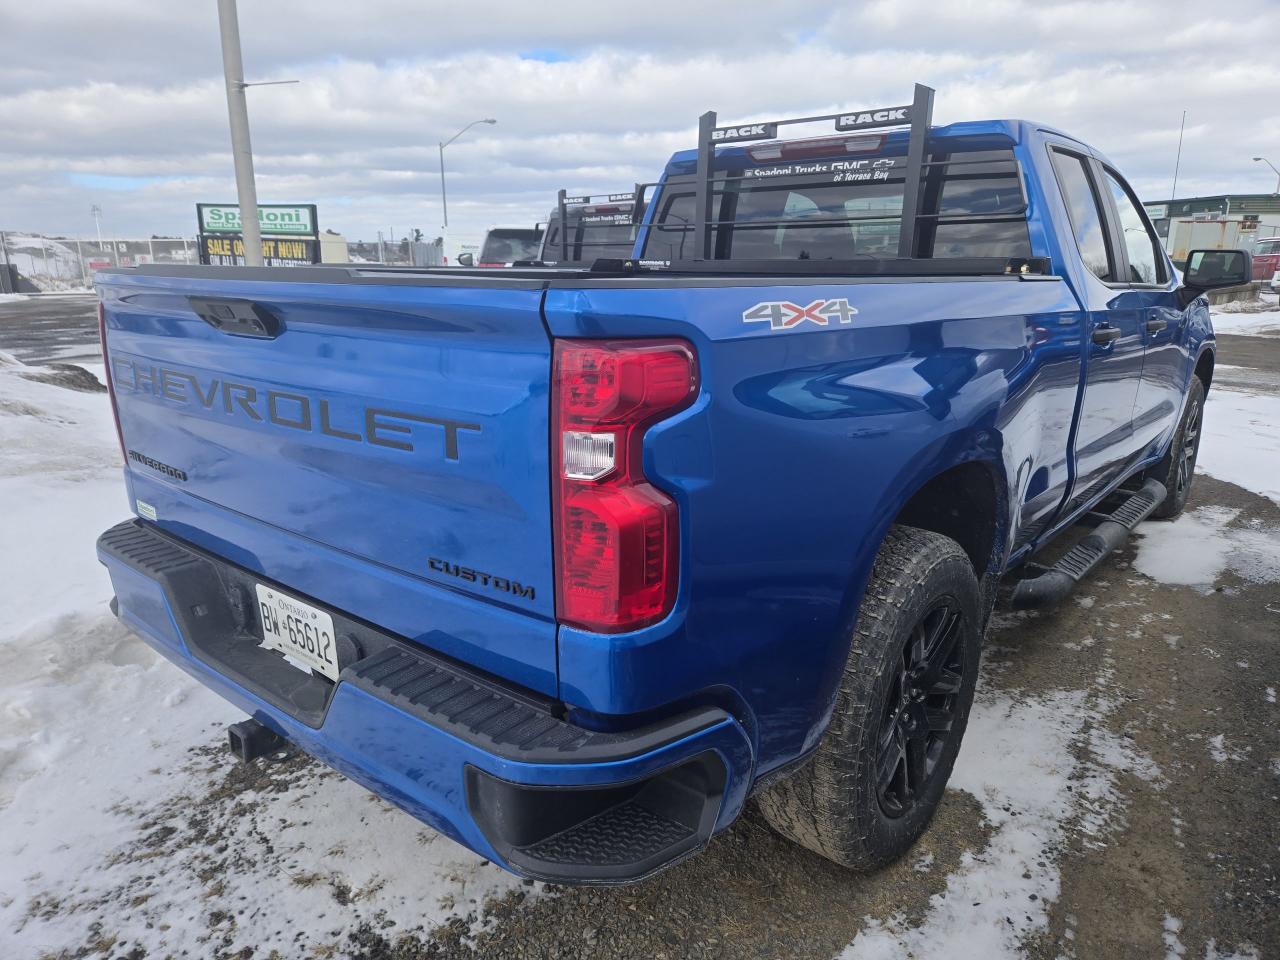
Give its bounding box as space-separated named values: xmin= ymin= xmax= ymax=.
xmin=544 ymin=275 xmax=1083 ymax=772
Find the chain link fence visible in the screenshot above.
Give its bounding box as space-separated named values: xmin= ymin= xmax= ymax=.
xmin=0 ymin=232 xmax=419 ymax=293
xmin=0 ymin=234 xmax=201 ymax=292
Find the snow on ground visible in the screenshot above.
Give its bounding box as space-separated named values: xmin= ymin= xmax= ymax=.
xmin=1197 ymin=387 xmax=1280 ymax=506
xmin=0 ymin=293 xmax=29 ymax=303
xmin=1211 ymin=311 xmax=1280 ymax=337
xmin=1131 ymin=505 xmax=1280 ymax=590
xmin=840 ymin=678 xmax=1165 ymax=959
xmin=1210 ymin=296 xmax=1280 ymax=338
xmin=0 ymin=357 xmax=527 ymax=957
xmin=1164 ymin=914 xmax=1187 ymax=959
xmin=840 ymin=691 xmax=1088 ymax=959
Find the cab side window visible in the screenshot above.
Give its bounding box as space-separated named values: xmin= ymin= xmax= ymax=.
xmin=1102 ymin=170 xmax=1167 ymax=285
xmin=1050 ymin=150 xmax=1113 ymax=281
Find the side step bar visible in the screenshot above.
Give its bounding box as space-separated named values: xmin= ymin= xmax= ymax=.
xmin=1010 ymin=478 xmax=1166 ymax=609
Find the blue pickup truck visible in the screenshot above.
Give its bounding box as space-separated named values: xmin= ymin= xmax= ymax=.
xmin=95 ymin=86 xmax=1250 ymax=884
xmin=537 ymin=189 xmax=640 ymax=263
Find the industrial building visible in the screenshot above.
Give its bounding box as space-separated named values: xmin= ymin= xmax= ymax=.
xmin=1143 ymin=193 xmax=1280 ymax=263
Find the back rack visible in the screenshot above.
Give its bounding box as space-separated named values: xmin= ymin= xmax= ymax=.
xmin=600 ymin=83 xmax=1046 ymax=279
xmin=552 ymin=188 xmax=640 ymax=261
xmin=690 ymin=83 xmax=935 ymax=261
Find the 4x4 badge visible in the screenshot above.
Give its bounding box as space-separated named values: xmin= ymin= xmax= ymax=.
xmin=743 ymin=298 xmax=858 ymax=331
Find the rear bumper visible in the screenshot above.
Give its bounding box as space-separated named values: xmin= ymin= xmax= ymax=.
xmin=96 ymin=520 xmax=754 ymax=884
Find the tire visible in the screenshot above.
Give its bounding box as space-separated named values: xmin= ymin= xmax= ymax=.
xmin=756 ymin=525 xmax=982 ymax=871
xmin=1147 ymin=376 xmax=1205 ymax=520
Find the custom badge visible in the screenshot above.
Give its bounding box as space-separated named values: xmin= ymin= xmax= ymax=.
xmin=742 ymin=298 xmax=858 ymax=331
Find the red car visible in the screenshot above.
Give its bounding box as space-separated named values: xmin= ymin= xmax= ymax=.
xmin=1253 ymin=236 xmax=1280 ymax=290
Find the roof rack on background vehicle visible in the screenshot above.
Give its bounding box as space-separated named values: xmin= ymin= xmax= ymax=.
xmin=552 ymin=188 xmax=641 ymax=261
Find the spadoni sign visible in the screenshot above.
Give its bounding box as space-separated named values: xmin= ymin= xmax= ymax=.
xmin=197 ymin=203 xmax=321 ymax=267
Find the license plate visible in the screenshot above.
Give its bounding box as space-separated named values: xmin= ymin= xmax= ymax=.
xmin=255 ymin=584 xmax=340 ymax=682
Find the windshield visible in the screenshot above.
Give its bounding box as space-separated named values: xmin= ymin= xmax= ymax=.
xmin=480 ymin=229 xmax=543 ymax=263
xmin=642 ymin=144 xmax=1030 ymax=261
xmin=1254 ymin=237 xmax=1280 ymax=254
xmin=542 ymin=215 xmax=636 ymax=262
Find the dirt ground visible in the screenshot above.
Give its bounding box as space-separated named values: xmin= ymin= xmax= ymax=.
xmin=2 ymin=296 xmax=1276 ymax=959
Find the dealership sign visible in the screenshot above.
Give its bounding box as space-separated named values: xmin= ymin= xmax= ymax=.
xmin=200 ymin=235 xmax=320 ymax=267
xmin=197 ymin=202 xmax=321 ymax=267
xmin=197 ymin=203 xmax=318 ymax=237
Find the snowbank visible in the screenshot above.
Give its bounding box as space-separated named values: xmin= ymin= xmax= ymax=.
xmin=1211 ymin=309 xmax=1280 ymax=337
xmin=1210 ymin=296 xmax=1280 ymax=337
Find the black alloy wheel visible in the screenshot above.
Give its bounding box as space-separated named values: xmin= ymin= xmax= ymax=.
xmin=875 ymin=600 xmax=966 ymax=819
xmin=1176 ymin=397 xmax=1201 ymax=498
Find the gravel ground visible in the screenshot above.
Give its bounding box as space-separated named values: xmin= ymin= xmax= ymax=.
xmin=1 ymin=297 xmax=1276 ymax=959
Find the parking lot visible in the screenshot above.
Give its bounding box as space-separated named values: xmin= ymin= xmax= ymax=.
xmin=0 ymin=293 xmax=1276 ymax=959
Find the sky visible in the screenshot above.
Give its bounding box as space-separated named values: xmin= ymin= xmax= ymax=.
xmin=2 ymin=0 xmax=1279 ymax=242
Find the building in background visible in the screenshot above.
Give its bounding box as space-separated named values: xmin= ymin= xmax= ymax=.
xmin=1144 ymin=194 xmax=1280 ymax=266
xmin=319 ymin=229 xmax=349 ymax=263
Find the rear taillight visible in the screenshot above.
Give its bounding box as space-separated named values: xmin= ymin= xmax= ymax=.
xmin=98 ymin=301 xmax=126 ymax=463
xmin=552 ymin=339 xmax=698 ymax=633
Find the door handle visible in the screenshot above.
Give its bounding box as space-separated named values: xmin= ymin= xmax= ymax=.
xmin=1092 ymin=326 xmax=1122 ymax=345
xmin=1145 ymin=318 xmax=1167 ymax=334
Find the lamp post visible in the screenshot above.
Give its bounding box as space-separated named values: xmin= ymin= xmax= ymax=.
xmin=1253 ymin=157 xmax=1280 ymax=195
xmin=439 ymin=118 xmax=496 ymax=229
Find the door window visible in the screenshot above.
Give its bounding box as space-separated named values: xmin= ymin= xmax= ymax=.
xmin=1050 ymin=150 xmax=1113 ymax=281
xmin=1103 ymin=170 xmax=1166 ymax=285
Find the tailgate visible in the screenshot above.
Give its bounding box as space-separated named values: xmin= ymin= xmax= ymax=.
xmin=98 ymin=270 xmax=556 ymax=692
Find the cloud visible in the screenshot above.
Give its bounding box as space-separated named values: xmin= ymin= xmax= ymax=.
xmin=2 ymin=0 xmax=1278 ymax=240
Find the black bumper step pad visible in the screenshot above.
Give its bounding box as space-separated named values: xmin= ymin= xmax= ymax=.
xmin=347 ymin=646 xmax=727 ymax=763
xmin=518 ymin=800 xmax=696 ymax=866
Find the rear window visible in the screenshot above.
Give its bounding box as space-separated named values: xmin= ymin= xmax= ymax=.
xmin=543 ymin=213 xmax=636 ymax=262
xmin=480 ymin=229 xmax=542 ymax=263
xmin=1255 ymin=238 xmax=1280 ymax=253
xmin=642 ymin=144 xmax=1030 ymax=261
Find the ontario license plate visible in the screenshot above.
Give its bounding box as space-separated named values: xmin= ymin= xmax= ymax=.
xmin=255 ymin=584 xmax=340 ymax=682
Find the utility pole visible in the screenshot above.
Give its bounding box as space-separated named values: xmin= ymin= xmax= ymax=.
xmin=216 ymin=0 xmax=263 ymax=266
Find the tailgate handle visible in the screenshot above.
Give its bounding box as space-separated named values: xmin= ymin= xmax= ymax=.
xmin=189 ymin=297 xmax=282 ymax=339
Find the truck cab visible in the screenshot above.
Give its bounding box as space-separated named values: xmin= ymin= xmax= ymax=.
xmin=477 ymin=224 xmax=544 ymax=266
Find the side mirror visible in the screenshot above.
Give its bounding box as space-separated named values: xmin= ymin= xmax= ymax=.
xmin=1183 ymin=248 xmax=1251 ymax=291
xmin=456 ymin=252 xmax=474 ymax=267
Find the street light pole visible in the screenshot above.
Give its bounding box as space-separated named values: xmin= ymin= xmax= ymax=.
xmin=438 ymin=118 xmax=496 ymax=229
xmin=216 ymin=0 xmax=263 ymax=266
xmin=1253 ymin=157 xmax=1280 ymax=195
